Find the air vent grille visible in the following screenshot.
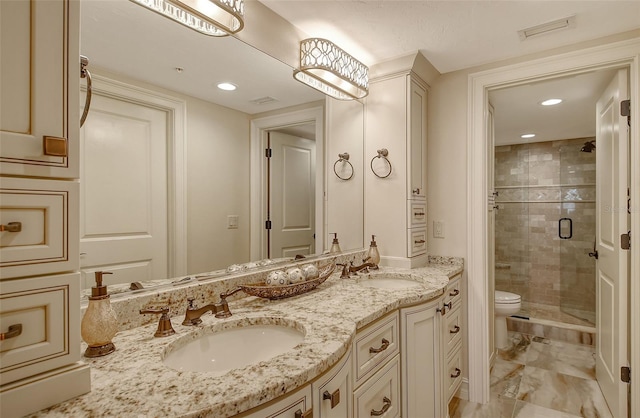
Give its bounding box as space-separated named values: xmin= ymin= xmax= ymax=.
xmin=250 ymin=96 xmax=278 ymax=105
xmin=518 ymin=15 xmax=576 ymax=41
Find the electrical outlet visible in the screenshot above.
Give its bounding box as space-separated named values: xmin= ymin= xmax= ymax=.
xmin=227 ymin=215 xmax=239 ymax=229
xmin=433 ymin=220 xmax=444 ymax=238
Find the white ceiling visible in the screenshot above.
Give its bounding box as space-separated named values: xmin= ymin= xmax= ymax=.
xmin=81 ymin=1 xmax=639 ymax=142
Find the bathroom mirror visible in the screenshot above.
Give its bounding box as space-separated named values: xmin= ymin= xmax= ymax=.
xmin=79 ymin=0 xmax=365 ymax=297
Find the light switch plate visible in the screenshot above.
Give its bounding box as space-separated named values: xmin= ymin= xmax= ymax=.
xmin=433 ymin=220 xmax=444 ymax=238
xmin=227 ymin=215 xmax=239 ymax=229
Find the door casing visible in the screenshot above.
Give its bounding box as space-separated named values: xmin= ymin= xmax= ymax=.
xmin=467 ymin=37 xmax=640 ymax=415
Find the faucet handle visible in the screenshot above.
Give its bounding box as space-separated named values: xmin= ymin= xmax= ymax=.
xmin=139 ymin=306 xmax=176 ymax=338
xmin=187 ymin=297 xmax=197 ymax=309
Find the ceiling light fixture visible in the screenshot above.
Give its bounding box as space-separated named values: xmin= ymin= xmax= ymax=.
xmin=130 ymin=0 xmax=244 ymax=36
xmin=217 ymin=82 xmax=237 ymax=91
xmin=541 ymin=98 xmax=563 ymax=106
xmin=293 ymin=38 xmax=369 ymax=101
xmin=521 ymin=133 xmax=536 ymax=139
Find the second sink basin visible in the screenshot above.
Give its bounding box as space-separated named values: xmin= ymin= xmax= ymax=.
xmin=163 ymin=321 xmax=305 ymax=374
xmin=357 ymin=273 xmax=423 ymax=290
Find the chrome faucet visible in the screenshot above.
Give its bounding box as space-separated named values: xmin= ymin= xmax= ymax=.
xmin=182 ymin=288 xmax=243 ymax=325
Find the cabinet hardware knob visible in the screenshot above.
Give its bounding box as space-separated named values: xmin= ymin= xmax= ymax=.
xmin=0 ymin=222 xmax=22 ymax=232
xmin=413 ymin=188 xmax=421 ymax=194
xmin=0 ymin=324 xmax=23 ymax=340
xmin=437 ymin=302 xmax=452 ymax=316
xmin=370 ymin=396 xmax=391 ymax=416
xmin=451 ymin=368 xmax=462 ymax=378
xmin=43 ymin=136 xmax=68 ymax=157
xmin=414 ymin=212 xmax=425 ymax=216
xmin=369 ymin=338 xmax=390 ymax=354
xmin=449 ymin=289 xmax=460 ymax=297
xmin=323 ymin=389 xmax=340 ymax=408
xmin=414 ymin=239 xmax=426 ymax=244
xmin=295 ymin=408 xmax=313 ymax=418
xmin=450 ymin=325 xmax=461 ymax=334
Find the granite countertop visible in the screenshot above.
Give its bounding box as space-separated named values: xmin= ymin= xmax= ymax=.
xmin=33 ymin=260 xmax=462 ymax=418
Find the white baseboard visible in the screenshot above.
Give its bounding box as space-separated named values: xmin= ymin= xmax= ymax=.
xmin=458 ymin=377 xmax=470 ymax=401
xmin=1 ymin=362 xmax=91 ymax=418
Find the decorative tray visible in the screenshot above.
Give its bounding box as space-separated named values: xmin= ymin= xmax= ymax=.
xmin=239 ymin=262 xmax=336 ymax=300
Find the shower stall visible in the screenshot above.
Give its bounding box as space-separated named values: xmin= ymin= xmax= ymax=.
xmin=494 ymin=137 xmax=597 ymax=327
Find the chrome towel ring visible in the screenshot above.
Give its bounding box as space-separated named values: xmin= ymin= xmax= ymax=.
xmin=333 ymin=152 xmax=354 ymax=180
xmin=370 ymin=148 xmax=392 ymax=178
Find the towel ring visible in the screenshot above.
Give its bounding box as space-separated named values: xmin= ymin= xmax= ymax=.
xmin=333 ymin=152 xmax=354 ymax=180
xmin=370 ymin=149 xmax=392 ymax=178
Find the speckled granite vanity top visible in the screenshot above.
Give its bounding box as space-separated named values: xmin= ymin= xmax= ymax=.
xmin=33 ymin=260 xmax=462 ymax=417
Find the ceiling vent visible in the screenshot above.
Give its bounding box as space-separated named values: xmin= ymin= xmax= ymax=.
xmin=518 ymin=15 xmax=576 ymax=41
xmin=250 ymin=96 xmax=278 ymax=105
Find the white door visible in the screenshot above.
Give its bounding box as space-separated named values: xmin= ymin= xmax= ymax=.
xmin=79 ymin=92 xmax=168 ymax=289
xmin=269 ymin=131 xmax=316 ymax=258
xmin=595 ymin=68 xmax=629 ymax=418
xmin=487 ymin=103 xmax=496 ymax=362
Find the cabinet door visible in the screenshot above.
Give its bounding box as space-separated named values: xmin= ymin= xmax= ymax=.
xmin=400 ymin=298 xmax=443 ymax=418
xmin=407 ymin=78 xmax=427 ymax=200
xmin=0 ymin=0 xmax=79 ymax=179
xmin=312 ymin=351 xmax=352 ymax=418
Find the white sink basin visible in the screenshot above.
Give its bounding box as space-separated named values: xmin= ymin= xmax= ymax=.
xmin=163 ymin=324 xmax=304 ymax=374
xmin=358 ymin=274 xmax=422 ymax=290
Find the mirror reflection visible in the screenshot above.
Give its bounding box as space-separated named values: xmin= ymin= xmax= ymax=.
xmin=79 ymin=0 xmax=363 ymax=296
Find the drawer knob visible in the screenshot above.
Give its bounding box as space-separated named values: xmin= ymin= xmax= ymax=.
xmin=450 ymin=325 xmax=461 ymax=334
xmin=369 ymin=338 xmax=390 ymax=354
xmin=371 ymin=396 xmax=391 ymax=416
xmin=414 ymin=211 xmax=425 ymax=216
xmin=0 ymin=324 xmax=23 ymax=340
xmin=437 ymin=302 xmax=452 ymax=316
xmin=295 ymin=408 xmax=313 ymax=418
xmin=0 ymin=222 xmax=22 ymax=232
xmin=451 ymin=368 xmax=462 ymax=378
xmin=413 ymin=188 xmax=421 ymax=194
xmin=323 ymin=389 xmax=340 ymax=408
xmin=449 ymin=289 xmax=460 ymax=297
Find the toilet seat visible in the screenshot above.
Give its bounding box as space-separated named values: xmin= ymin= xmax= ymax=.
xmin=495 ymin=290 xmax=521 ymax=304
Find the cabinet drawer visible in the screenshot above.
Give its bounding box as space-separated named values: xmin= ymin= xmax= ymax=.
xmin=242 ymin=384 xmax=312 ymax=418
xmin=353 ymin=311 xmax=399 ymax=387
xmin=407 ymin=228 xmax=427 ymax=257
xmin=407 ymin=201 xmax=427 ymax=228
xmin=0 ymin=273 xmax=81 ymax=385
xmin=353 ymin=355 xmax=400 ymax=418
xmin=445 ymin=277 xmax=462 ymax=309
xmin=445 ymin=346 xmax=463 ymax=403
xmin=444 ymin=305 xmax=463 ymax=355
xmin=0 ymin=177 xmax=79 ymax=279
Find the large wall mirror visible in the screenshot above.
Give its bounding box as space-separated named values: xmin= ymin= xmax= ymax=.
xmin=79 ymin=0 xmax=364 ymax=296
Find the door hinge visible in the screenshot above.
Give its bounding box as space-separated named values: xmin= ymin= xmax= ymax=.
xmin=265 ymin=220 xmax=272 ymax=230
xmin=621 ymin=231 xmax=631 ymax=250
xmin=621 ymin=366 xmax=631 ymax=383
xmin=265 ymin=148 xmax=272 ymax=158
xmin=621 ymin=100 xmax=630 ymax=127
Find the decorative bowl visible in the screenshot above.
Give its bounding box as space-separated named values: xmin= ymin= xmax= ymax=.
xmin=240 ymin=262 xmax=336 ymax=300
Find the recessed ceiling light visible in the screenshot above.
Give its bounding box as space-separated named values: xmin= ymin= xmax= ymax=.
xmin=541 ymin=98 xmax=563 ymax=106
xmin=217 ymin=82 xmax=237 ymax=91
xmin=521 ymin=134 xmax=536 ymax=139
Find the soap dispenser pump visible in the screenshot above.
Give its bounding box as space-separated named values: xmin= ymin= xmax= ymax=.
xmin=329 ymin=233 xmax=342 ymax=254
xmin=367 ymin=235 xmax=380 ymax=268
xmin=81 ymin=271 xmax=118 ymax=358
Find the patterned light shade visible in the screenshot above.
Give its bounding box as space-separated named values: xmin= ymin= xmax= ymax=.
xmin=130 ymin=0 xmax=244 ymax=36
xmin=294 ymin=38 xmax=369 ymax=100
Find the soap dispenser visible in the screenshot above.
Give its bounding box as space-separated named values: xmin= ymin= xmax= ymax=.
xmin=367 ymin=235 xmax=380 ymax=268
xmin=81 ymin=271 xmax=118 ymax=358
xmin=329 ymin=233 xmax=342 ymax=253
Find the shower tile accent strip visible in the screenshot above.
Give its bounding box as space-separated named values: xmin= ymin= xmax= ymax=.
xmin=494 ymin=137 xmax=596 ymax=325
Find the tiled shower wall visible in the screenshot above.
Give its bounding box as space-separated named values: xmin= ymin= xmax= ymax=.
xmin=495 ymin=137 xmax=596 ymax=325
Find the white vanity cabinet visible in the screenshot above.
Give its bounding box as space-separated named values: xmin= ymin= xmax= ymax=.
xmin=442 ymin=275 xmax=464 ymax=407
xmin=365 ymin=72 xmax=428 ymax=267
xmin=313 ymin=350 xmax=353 ymax=418
xmin=0 ymin=1 xmax=90 ymax=417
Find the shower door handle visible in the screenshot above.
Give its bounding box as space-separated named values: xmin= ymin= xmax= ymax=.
xmin=559 ymin=218 xmax=572 ymax=240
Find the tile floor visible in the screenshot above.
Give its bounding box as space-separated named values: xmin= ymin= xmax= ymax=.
xmin=449 ymin=332 xmax=612 ymax=418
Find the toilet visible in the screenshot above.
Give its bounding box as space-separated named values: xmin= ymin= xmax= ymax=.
xmin=494 ymin=290 xmax=522 ymax=349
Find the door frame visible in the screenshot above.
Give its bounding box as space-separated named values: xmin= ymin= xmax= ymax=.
xmin=250 ymin=106 xmax=324 ymax=261
xmin=466 ymin=37 xmax=640 ymax=413
xmin=83 ymin=74 xmax=187 ymax=277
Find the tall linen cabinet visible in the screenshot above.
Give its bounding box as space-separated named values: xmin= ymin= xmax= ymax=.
xmin=365 ymin=65 xmax=428 ymax=268
xmin=0 ymin=1 xmax=91 ymax=416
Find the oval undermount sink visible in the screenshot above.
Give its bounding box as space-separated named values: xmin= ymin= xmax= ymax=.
xmin=358 ymin=274 xmax=422 ymax=290
xmin=163 ymin=323 xmax=304 ymax=374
